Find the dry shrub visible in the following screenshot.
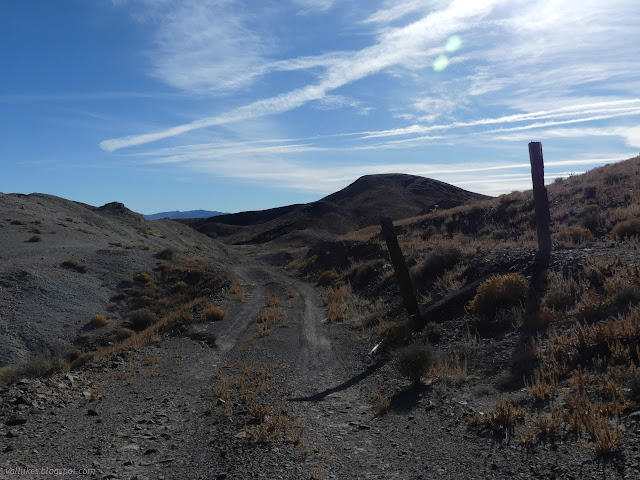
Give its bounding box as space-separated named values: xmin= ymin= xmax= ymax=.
xmin=543 ymin=271 xmax=579 ymax=311
xmin=317 ymin=269 xmax=340 ymax=287
xmin=432 ymin=264 xmax=467 ymax=298
xmin=375 ymin=320 xmax=404 ymax=346
xmin=553 ymin=226 xmax=594 ymax=246
xmin=173 ymin=280 xmax=188 ymax=292
xmin=248 ymin=404 xmax=270 ymax=421
xmin=155 ymin=248 xmax=175 ymax=260
xmin=90 ymin=314 xmax=109 ymax=327
xmin=468 ymin=273 xmax=529 ymax=315
xmin=411 ymin=245 xmax=463 ymax=287
xmin=584 ymin=256 xmax=623 ymax=287
xmin=612 ymin=218 xmax=640 ymax=240
xmin=129 ymin=308 xmax=157 ymax=330
xmin=572 ymin=289 xmax=605 ymax=323
xmin=61 ymin=259 xmax=87 ymax=273
xmin=602 ymin=264 xmax=640 ymax=305
xmin=0 ymin=356 xmax=70 ymax=386
xmin=583 ymin=185 xmax=597 ymax=199
xmin=204 ymin=304 xmax=227 ymax=322
xmin=395 ymin=343 xmax=434 ymax=385
xmin=519 ymin=307 xmax=559 ymax=331
xmin=627 ymin=362 xmax=640 ymax=402
xmin=134 ymin=272 xmax=154 ymax=285
xmin=114 ymin=328 xmax=135 ymax=341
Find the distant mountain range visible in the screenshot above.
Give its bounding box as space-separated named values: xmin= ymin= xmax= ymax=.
xmin=143 ymin=210 xmax=225 ymax=220
xmin=180 ymin=174 xmax=489 ymax=245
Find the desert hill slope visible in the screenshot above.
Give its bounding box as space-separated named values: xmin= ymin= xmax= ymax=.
xmin=182 ymin=173 xmax=488 ymax=245
xmin=0 ymin=192 xmax=229 ymax=366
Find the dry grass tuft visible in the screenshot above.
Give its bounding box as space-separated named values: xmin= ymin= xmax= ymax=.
xmin=372 ymin=390 xmax=391 ymax=414
xmin=553 ymin=226 xmax=594 ymax=246
xmin=89 ymin=314 xmax=109 ymax=327
xmin=524 ymin=369 xmax=557 ymax=402
xmin=204 ymin=304 xmax=227 ymax=322
xmin=469 ymin=399 xmax=526 ymax=435
xmin=256 ymin=307 xmax=283 ymax=337
xmin=318 ymin=283 xmax=352 ymax=323
xmin=134 ymin=272 xmax=154 ymax=285
xmin=266 ymin=294 xmax=281 ymax=307
xmin=61 ymin=259 xmax=87 ymax=273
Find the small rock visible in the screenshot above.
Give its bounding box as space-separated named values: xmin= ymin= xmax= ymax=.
xmin=6 ymin=415 xmax=27 ymax=426
xmin=87 ymin=409 xmax=99 ymax=416
xmin=144 ymin=448 xmax=158 ymax=455
xmin=358 ymin=424 xmax=371 ymax=430
xmin=14 ymin=396 xmax=32 ymax=406
xmin=216 ymin=474 xmax=228 ymax=480
xmin=7 ymin=429 xmax=20 ymax=438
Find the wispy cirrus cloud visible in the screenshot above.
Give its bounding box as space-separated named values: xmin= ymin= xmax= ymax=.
xmin=101 ymin=0 xmax=503 ymax=151
xmin=358 ymin=100 xmax=640 ymax=139
xmin=292 ymin=0 xmax=335 ymax=13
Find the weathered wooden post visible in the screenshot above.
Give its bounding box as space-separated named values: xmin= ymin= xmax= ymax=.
xmin=528 ymin=141 xmax=551 ymax=294
xmin=380 ymin=216 xmax=421 ymax=332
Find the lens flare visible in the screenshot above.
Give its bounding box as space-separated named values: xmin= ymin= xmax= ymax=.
xmin=433 ymin=55 xmax=449 ymax=72
xmin=445 ymin=35 xmax=462 ymax=52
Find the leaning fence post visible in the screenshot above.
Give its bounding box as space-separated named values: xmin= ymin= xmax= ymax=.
xmin=380 ymin=216 xmax=421 ymax=333
xmin=528 ymin=142 xmax=551 ymax=294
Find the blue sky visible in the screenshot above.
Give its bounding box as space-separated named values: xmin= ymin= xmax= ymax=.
xmin=2 ymin=0 xmax=640 ymax=214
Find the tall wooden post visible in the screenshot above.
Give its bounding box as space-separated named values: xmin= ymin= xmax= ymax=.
xmin=528 ymin=142 xmax=551 ymax=294
xmin=380 ymin=216 xmax=421 ymax=332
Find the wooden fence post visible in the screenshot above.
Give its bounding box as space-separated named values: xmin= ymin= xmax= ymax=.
xmin=380 ymin=216 xmax=421 ymax=332
xmin=528 ymin=142 xmax=551 ymax=294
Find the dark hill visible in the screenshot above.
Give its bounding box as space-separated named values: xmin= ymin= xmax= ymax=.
xmin=182 ymin=174 xmax=489 ymax=245
xmin=143 ymin=209 xmax=225 ymax=220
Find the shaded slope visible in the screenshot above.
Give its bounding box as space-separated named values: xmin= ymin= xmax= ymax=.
xmin=184 ymin=174 xmax=488 ymax=245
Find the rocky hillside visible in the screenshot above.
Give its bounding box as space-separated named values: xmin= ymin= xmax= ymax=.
xmin=0 ymin=193 xmax=230 ymax=367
